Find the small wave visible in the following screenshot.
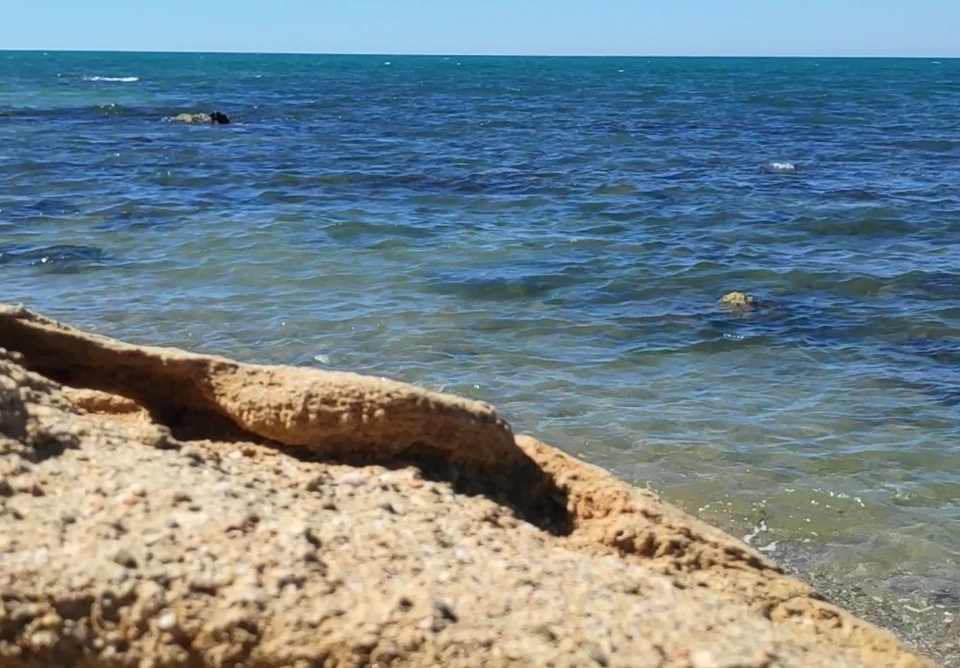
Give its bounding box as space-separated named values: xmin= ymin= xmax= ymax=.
xmin=768 ymin=162 xmax=797 ymax=173
xmin=82 ymin=75 xmax=139 ymax=83
xmin=0 ymin=243 xmax=113 ymax=273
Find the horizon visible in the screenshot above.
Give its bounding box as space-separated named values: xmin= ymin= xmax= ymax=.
xmin=3 ymin=1 xmax=958 ymax=59
xmin=3 ymin=49 xmax=957 ymax=60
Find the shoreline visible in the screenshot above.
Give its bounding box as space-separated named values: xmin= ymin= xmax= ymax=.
xmin=780 ymin=541 xmax=957 ymax=667
xmin=0 ymin=303 xmax=942 ymax=667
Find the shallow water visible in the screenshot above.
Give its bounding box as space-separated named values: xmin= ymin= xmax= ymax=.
xmin=2 ymin=52 xmax=959 ymax=618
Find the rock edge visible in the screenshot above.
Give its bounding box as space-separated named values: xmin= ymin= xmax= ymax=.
xmin=0 ymin=304 xmax=936 ymax=667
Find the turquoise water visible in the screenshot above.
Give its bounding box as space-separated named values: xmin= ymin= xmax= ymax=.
xmin=2 ymin=51 xmax=959 ymax=609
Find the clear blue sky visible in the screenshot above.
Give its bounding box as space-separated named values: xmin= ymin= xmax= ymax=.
xmin=3 ymin=0 xmax=958 ymax=57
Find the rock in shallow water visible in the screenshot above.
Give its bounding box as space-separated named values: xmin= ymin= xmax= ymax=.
xmin=171 ymin=111 xmax=231 ymax=124
xmin=720 ymin=291 xmax=759 ymax=308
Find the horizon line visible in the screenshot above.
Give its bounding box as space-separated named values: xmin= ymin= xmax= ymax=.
xmin=2 ymin=48 xmax=957 ymax=60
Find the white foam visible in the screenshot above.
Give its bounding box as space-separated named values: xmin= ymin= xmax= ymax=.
xmin=82 ymin=76 xmax=139 ymax=83
xmin=768 ymin=161 xmax=797 ymax=173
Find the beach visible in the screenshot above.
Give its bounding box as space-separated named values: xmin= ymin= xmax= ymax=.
xmin=1 ymin=51 xmax=958 ymax=663
xmin=0 ymin=304 xmax=941 ymax=666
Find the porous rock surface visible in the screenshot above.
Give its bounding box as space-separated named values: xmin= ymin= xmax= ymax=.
xmin=719 ymin=292 xmax=758 ymax=309
xmin=0 ymin=304 xmax=936 ymax=667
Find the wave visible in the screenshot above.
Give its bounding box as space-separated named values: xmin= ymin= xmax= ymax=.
xmin=767 ymin=161 xmax=797 ymax=173
xmin=82 ymin=75 xmax=140 ymax=83
xmin=0 ymin=104 xmax=142 ymax=120
xmin=0 ymin=243 xmax=114 ymax=273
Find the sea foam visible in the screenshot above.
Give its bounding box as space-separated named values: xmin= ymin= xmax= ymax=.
xmin=768 ymin=161 xmax=797 ymax=172
xmin=82 ymin=76 xmax=140 ymax=83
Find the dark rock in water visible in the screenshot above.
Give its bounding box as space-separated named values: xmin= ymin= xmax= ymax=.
xmin=210 ymin=111 xmax=231 ymax=125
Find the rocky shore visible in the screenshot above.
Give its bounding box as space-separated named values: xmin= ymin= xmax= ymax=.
xmin=0 ymin=304 xmax=938 ymax=667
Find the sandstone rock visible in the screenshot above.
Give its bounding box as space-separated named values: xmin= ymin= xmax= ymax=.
xmin=172 ymin=112 xmax=211 ymax=123
xmin=0 ymin=304 xmax=935 ymax=667
xmin=171 ymin=111 xmax=231 ymax=124
xmin=720 ymin=291 xmax=758 ymax=308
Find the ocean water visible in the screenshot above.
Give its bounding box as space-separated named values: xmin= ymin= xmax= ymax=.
xmin=2 ymin=52 xmax=959 ymax=624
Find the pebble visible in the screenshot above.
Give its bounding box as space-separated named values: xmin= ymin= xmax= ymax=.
xmin=157 ymin=611 xmax=177 ymax=630
xmin=29 ymin=630 xmax=58 ymax=648
xmin=113 ymin=549 xmax=138 ymax=569
xmin=583 ymin=642 xmax=608 ymax=666
xmin=338 ymin=472 xmax=367 ymax=487
xmin=690 ymin=649 xmax=719 ymax=668
xmin=38 ymin=612 xmax=61 ymax=628
xmin=306 ymin=475 xmax=328 ymax=492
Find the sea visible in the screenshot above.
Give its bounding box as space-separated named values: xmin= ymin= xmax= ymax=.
xmin=1 ymin=51 xmax=958 ymax=652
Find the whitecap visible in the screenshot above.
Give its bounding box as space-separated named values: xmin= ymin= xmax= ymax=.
xmin=82 ymin=75 xmax=139 ymax=83
xmin=768 ymin=161 xmax=797 ymax=173
xmin=383 ymin=61 xmax=392 ymax=66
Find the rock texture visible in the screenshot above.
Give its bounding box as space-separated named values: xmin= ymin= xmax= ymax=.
xmin=170 ymin=112 xmax=231 ymax=125
xmin=0 ymin=304 xmax=936 ymax=667
xmin=719 ymin=291 xmax=758 ymax=309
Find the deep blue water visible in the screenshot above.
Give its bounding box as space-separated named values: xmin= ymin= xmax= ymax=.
xmin=2 ymin=51 xmax=959 ymax=613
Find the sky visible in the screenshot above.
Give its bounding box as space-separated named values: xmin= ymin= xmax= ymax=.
xmin=2 ymin=0 xmax=958 ymax=58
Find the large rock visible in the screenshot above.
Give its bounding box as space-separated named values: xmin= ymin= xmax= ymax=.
xmin=0 ymin=304 xmax=934 ymax=667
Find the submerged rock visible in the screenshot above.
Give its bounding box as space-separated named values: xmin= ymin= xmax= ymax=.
xmin=172 ymin=112 xmax=211 ymax=123
xmin=170 ymin=111 xmax=231 ymax=124
xmin=720 ymin=291 xmax=761 ymax=309
xmin=0 ymin=303 xmax=935 ymax=668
